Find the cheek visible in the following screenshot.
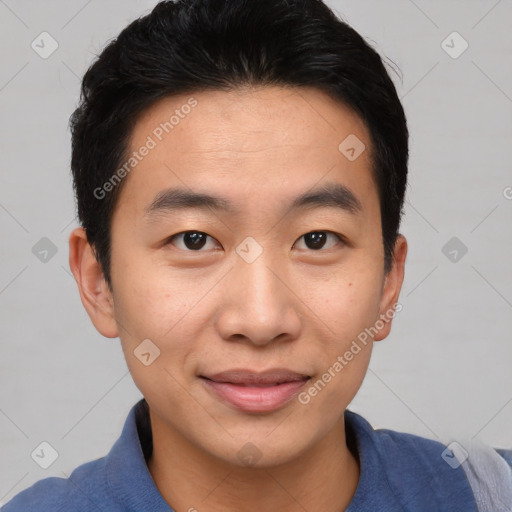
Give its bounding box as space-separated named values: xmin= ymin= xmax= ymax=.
xmin=110 ymin=244 xmax=188 ymax=336
xmin=301 ymin=265 xmax=383 ymax=343
xmin=295 ymin=262 xmax=382 ymax=403
xmin=296 ymin=338 xmax=372 ymax=438
xmin=111 ymin=249 xmax=220 ymax=373
xmin=113 ymin=275 xmax=200 ymax=402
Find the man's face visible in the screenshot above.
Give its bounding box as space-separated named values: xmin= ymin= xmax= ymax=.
xmin=97 ymin=86 xmax=404 ymax=466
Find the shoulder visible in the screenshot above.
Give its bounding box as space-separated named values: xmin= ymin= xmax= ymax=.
xmin=366 ymin=422 xmax=473 ymax=500
xmin=2 ymin=457 xmax=111 ymax=512
xmin=346 ymin=409 xmax=464 ymax=477
xmin=2 ymin=400 xmax=151 ymax=512
xmin=345 ymin=410 xmax=512 ymax=511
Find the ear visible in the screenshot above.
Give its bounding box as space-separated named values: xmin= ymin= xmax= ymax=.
xmin=68 ymin=227 xmax=118 ymax=338
xmin=373 ymin=234 xmax=407 ymax=341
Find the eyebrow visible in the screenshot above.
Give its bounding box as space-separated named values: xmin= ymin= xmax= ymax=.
xmin=143 ymin=181 xmax=363 ymax=219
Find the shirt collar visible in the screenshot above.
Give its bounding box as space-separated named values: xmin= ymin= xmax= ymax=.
xmin=105 ymin=398 xmax=174 ymax=511
xmin=105 ymin=399 xmax=468 ymax=511
xmin=105 ymin=399 xmax=390 ymax=511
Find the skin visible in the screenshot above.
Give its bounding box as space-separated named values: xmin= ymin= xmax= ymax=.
xmin=69 ymin=85 xmax=407 ymax=512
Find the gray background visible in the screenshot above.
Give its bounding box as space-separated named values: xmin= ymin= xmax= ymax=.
xmin=1 ymin=0 xmax=511 ymax=504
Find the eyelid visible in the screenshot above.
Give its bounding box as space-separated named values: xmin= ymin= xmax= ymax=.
xmin=293 ymin=230 xmax=345 ymax=251
xmin=166 ymin=231 xmax=221 ymax=251
xmin=165 ymin=229 xmax=347 ymax=252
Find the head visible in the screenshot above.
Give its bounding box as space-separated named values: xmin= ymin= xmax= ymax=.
xmin=69 ymin=0 xmax=408 ymax=468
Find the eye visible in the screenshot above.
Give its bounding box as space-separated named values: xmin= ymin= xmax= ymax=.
xmin=166 ymin=231 xmax=220 ymax=251
xmin=293 ymin=231 xmax=344 ymax=251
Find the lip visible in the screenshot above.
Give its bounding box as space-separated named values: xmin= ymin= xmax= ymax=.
xmin=200 ymin=368 xmax=310 ymax=413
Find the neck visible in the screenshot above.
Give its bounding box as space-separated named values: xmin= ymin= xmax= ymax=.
xmin=147 ymin=411 xmax=360 ymax=512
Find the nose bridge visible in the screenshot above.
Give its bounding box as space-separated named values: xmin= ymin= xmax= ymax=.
xmin=215 ymin=243 xmax=301 ymax=345
xmin=239 ymin=249 xmax=282 ymax=310
xmin=235 ymin=235 xmax=283 ymax=302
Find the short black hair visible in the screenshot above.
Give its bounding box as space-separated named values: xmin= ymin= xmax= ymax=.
xmin=70 ymin=0 xmax=408 ymax=289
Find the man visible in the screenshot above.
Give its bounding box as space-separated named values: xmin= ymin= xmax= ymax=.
xmin=4 ymin=0 xmax=511 ymax=510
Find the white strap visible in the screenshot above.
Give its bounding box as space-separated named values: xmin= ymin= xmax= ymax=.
xmin=451 ymin=439 xmax=512 ymax=512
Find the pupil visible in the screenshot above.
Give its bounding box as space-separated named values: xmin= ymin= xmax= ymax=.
xmin=305 ymin=232 xmax=326 ymax=249
xmin=185 ymin=232 xmax=206 ymax=250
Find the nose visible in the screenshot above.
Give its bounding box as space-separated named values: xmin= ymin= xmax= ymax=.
xmin=215 ymin=250 xmax=302 ymax=347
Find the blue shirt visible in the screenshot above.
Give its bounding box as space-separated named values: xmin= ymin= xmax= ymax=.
xmin=3 ymin=399 xmax=510 ymax=511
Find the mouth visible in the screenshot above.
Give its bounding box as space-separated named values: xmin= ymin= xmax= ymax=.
xmin=201 ymin=368 xmax=311 ymax=385
xmin=199 ymin=368 xmax=311 ymax=413
xmin=202 ymin=380 xmax=304 ymax=387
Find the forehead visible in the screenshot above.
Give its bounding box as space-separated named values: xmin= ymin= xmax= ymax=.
xmin=114 ymin=86 xmax=377 ymax=219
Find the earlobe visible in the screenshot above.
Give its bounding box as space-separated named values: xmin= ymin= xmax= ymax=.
xmin=68 ymin=227 xmax=119 ymax=338
xmin=374 ymin=235 xmax=407 ymax=342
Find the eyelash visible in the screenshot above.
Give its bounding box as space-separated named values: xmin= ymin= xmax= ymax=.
xmin=165 ymin=230 xmax=345 ymax=252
